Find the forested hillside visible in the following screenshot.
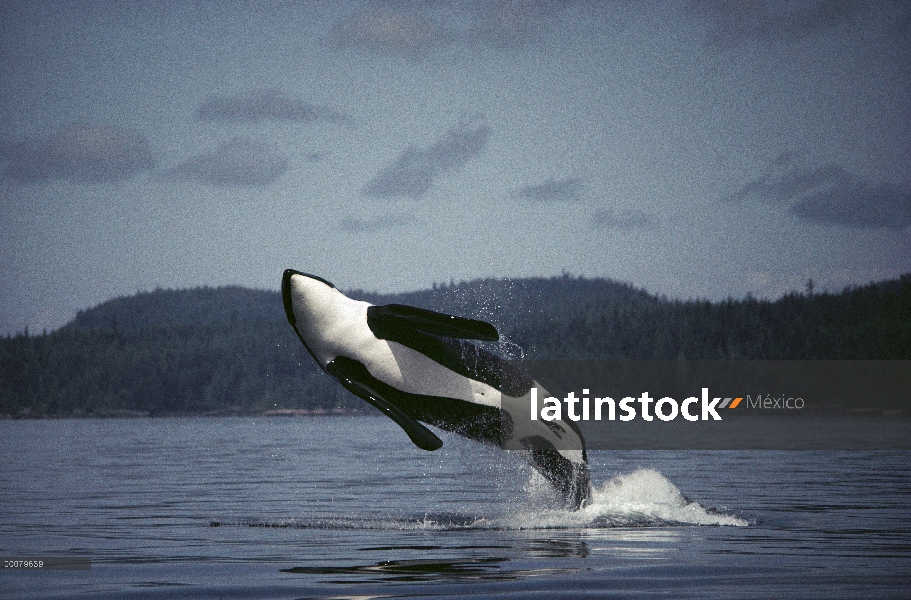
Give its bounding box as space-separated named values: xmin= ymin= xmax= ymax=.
xmin=2 ymin=274 xmax=909 ymax=418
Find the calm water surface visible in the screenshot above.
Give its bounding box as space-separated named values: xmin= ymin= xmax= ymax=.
xmin=1 ymin=416 xmax=909 ymax=598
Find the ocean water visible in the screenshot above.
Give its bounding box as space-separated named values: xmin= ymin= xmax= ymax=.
xmin=1 ymin=416 xmax=909 ymax=599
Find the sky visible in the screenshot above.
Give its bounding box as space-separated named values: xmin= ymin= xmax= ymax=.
xmin=1 ymin=0 xmax=909 ymax=335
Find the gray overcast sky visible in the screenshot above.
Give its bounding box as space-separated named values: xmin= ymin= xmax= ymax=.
xmin=1 ymin=0 xmax=909 ymax=334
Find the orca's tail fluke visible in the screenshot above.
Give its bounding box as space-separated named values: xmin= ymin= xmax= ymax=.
xmin=569 ymin=462 xmax=593 ymax=510
xmin=522 ymin=437 xmax=592 ymax=510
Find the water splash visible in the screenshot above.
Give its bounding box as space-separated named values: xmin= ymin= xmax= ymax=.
xmin=488 ymin=334 xmax=526 ymax=361
xmin=584 ymin=468 xmax=747 ymax=526
xmin=487 ymin=468 xmax=747 ymax=529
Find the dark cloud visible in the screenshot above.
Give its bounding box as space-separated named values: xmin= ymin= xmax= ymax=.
xmin=727 ymin=154 xmax=911 ymax=229
xmin=363 ymin=119 xmax=490 ymax=199
xmin=197 ymin=90 xmax=345 ymax=124
xmin=0 ymin=125 xmax=154 ymax=183
xmin=725 ymin=153 xmax=850 ymax=205
xmin=340 ymin=213 xmax=415 ymax=232
xmin=161 ymin=138 xmax=288 ymax=187
xmin=514 ymin=177 xmax=584 ymax=202
xmin=592 ymin=208 xmax=658 ymax=229
xmin=791 ymin=181 xmax=911 ymax=229
xmin=693 ymin=0 xmax=865 ymax=45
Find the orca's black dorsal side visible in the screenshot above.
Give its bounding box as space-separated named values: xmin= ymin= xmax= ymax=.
xmin=369 ymin=304 xmax=499 ymax=341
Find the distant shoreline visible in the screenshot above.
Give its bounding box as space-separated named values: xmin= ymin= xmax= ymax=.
xmin=0 ymin=407 xmax=372 ymax=420
xmin=1 ymin=407 xmax=907 ymax=420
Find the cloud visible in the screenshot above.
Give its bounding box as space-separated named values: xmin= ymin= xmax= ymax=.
xmin=693 ymin=0 xmax=865 ymax=45
xmin=592 ymin=208 xmax=658 ymax=229
xmin=363 ymin=119 xmax=490 ymax=199
xmin=0 ymin=125 xmax=155 ymax=183
xmin=197 ymin=90 xmax=345 ymax=123
xmin=726 ymin=154 xmax=911 ymax=228
xmin=340 ymin=213 xmax=415 ymax=232
xmin=329 ymin=8 xmax=440 ymax=53
xmin=161 ymin=138 xmax=288 ymax=187
xmin=328 ymin=2 xmax=575 ymax=54
xmin=462 ymin=0 xmax=569 ymax=48
xmin=514 ymin=177 xmax=584 ymax=202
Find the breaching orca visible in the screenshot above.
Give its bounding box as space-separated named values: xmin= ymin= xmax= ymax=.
xmin=281 ymin=269 xmax=592 ymax=509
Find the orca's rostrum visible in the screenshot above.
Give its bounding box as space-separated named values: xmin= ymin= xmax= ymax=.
xmin=281 ymin=269 xmax=592 ymax=509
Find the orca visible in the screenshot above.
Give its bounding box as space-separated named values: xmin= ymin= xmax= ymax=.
xmin=281 ymin=269 xmax=592 ymax=509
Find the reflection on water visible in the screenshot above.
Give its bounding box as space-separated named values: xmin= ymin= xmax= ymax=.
xmin=281 ymin=557 xmax=515 ymax=583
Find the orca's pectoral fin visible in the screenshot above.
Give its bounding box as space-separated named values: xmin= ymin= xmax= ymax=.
xmin=327 ymin=357 xmax=443 ymax=452
xmin=368 ymin=304 xmax=499 ymax=341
